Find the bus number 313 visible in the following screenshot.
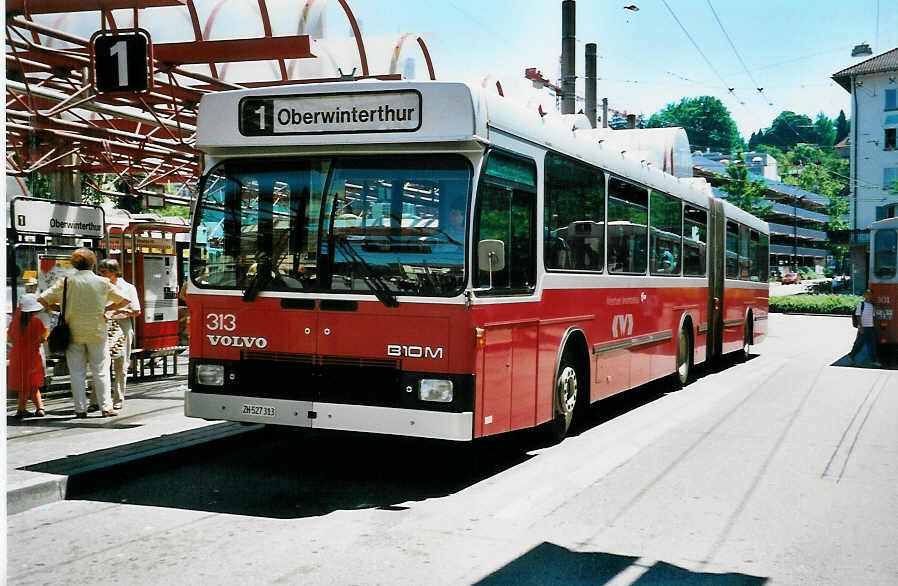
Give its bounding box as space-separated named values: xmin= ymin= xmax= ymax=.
xmin=206 ymin=313 xmax=237 ymax=332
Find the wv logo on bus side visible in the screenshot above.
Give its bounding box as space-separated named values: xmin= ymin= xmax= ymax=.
xmin=612 ymin=314 xmax=634 ymax=338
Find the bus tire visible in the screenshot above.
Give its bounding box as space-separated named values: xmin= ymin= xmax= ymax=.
xmin=740 ymin=314 xmax=753 ymax=362
xmin=674 ymin=324 xmax=693 ymax=389
xmin=546 ymin=353 xmax=579 ymax=443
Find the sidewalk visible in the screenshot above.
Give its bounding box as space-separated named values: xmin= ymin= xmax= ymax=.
xmin=6 ymin=356 xmax=259 ymax=515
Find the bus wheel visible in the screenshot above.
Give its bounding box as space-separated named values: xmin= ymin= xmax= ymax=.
xmin=675 ymin=325 xmax=693 ymax=388
xmin=740 ymin=316 xmax=753 ymax=362
xmin=547 ymin=355 xmax=579 ymax=443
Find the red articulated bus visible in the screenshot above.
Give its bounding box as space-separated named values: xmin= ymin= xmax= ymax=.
xmin=870 ymin=217 xmax=898 ymax=356
xmin=184 ymin=81 xmax=769 ymax=441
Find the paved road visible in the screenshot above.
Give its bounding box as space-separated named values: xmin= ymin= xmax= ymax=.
xmin=6 ymin=314 xmax=897 ymax=585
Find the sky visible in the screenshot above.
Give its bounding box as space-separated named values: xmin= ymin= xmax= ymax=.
xmin=35 ymin=0 xmax=898 ymax=145
xmin=311 ymin=0 xmax=898 ymax=145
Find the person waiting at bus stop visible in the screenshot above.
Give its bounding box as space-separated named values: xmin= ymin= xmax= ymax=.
xmin=98 ymin=259 xmax=141 ymax=410
xmin=38 ymin=248 xmax=128 ymax=418
xmin=849 ymin=288 xmax=880 ymax=367
xmin=8 ymin=294 xmax=49 ymax=418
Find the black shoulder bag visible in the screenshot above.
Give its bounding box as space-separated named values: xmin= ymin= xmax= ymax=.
xmin=48 ymin=278 xmax=71 ymax=353
xmin=852 ymin=301 xmax=863 ymax=328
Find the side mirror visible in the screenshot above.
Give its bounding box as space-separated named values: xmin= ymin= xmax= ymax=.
xmin=478 ymin=239 xmax=505 ymax=272
xmin=476 ymin=239 xmax=505 ymax=292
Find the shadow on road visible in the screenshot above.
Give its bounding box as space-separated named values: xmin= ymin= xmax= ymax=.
xmin=62 ymin=426 xmax=540 ymax=518
xmin=567 ymin=351 xmax=758 ymax=439
xmin=474 ymin=542 xmax=767 ymax=585
xmin=48 ymin=352 xmax=760 ymax=519
xmin=830 ymin=353 xmax=898 ymax=369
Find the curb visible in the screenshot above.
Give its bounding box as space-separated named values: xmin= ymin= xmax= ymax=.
xmin=7 ymin=421 xmax=261 ymax=515
xmin=7 ymin=472 xmax=68 ymax=516
xmin=771 ymin=312 xmax=853 ymax=317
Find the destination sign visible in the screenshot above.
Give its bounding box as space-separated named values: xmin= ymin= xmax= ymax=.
xmin=11 ymin=198 xmax=104 ymax=238
xmin=239 ymin=90 xmax=422 ymax=136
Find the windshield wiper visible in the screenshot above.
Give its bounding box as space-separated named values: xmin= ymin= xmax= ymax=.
xmin=333 ymin=235 xmax=399 ymax=308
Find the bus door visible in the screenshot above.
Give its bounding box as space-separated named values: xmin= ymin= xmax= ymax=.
xmin=706 ymin=198 xmax=725 ymax=360
xmin=473 ymin=151 xmax=539 ymax=436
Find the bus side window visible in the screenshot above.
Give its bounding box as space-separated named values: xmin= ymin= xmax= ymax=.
xmin=759 ymin=232 xmax=769 ymax=278
xmin=683 ymin=205 xmax=707 ymax=277
xmin=739 ymin=224 xmax=751 ymax=280
xmin=607 ymin=178 xmax=648 ymax=274
xmin=749 ymin=230 xmax=761 ymax=281
xmin=475 ymin=151 xmax=537 ymax=294
xmin=725 ymin=220 xmax=740 ymax=279
xmin=649 ymin=191 xmax=682 ymax=276
xmin=544 ymin=152 xmax=605 ymax=272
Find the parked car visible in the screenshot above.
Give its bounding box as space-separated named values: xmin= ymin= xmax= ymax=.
xmin=781 ymin=271 xmax=803 ymax=284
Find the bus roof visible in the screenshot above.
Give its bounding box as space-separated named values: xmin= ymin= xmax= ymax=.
xmin=871 ymin=216 xmax=898 ymax=230
xmin=197 ymin=79 xmax=767 ymax=234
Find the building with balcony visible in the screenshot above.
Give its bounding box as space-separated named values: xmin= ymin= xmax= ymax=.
xmin=693 ymin=155 xmax=832 ymax=273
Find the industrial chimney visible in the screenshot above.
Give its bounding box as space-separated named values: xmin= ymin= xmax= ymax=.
xmin=585 ymin=42 xmax=597 ymax=128
xmin=561 ymin=0 xmax=576 ymax=114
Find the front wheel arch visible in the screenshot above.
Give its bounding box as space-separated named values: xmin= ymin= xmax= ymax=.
xmin=545 ymin=330 xmax=589 ymax=443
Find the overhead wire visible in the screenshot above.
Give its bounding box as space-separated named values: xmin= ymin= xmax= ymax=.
xmin=701 ymin=0 xmax=827 ymax=145
xmin=660 ymin=0 xmax=745 ymax=105
xmin=631 ymin=3 xmax=893 ymax=204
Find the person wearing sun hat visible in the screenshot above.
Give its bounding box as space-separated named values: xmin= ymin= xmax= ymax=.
xmin=8 ymin=294 xmax=49 ymax=418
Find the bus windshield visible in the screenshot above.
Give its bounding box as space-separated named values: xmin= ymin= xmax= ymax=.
xmin=191 ymin=154 xmax=471 ymax=298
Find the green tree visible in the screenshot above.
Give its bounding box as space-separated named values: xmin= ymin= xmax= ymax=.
xmin=788 ymin=144 xmax=825 ymax=167
xmin=782 ymin=144 xmax=849 ymax=197
xmin=646 ymin=96 xmax=742 ymax=152
xmin=719 ymin=153 xmax=771 ymax=217
xmin=80 ymin=175 xmax=107 ymax=207
xmin=158 ymin=204 xmax=191 ymax=219
xmin=824 ymin=193 xmax=850 ymax=269
xmin=111 ymin=176 xmax=147 ymax=213
xmin=748 ymin=130 xmax=762 ymax=150
xmin=834 ymin=110 xmax=849 ymax=143
xmin=753 ymin=144 xmax=788 ymax=169
xmin=763 ymin=111 xmax=815 ymax=149
xmin=788 ymin=161 xmax=843 ymax=199
xmin=24 ymin=173 xmax=51 ymax=198
xmin=812 ymin=112 xmax=836 ymax=147
xmin=778 ymin=145 xmax=850 ymax=265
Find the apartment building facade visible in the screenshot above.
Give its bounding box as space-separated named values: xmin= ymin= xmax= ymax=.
xmin=832 ymin=47 xmax=898 ymax=290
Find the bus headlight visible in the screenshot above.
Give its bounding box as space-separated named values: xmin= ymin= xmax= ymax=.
xmin=419 ymin=379 xmax=453 ymax=403
xmin=197 ymin=364 xmax=225 ymax=386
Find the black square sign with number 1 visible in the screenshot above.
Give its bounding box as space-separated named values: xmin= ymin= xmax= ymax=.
xmin=93 ymin=32 xmax=150 ymax=94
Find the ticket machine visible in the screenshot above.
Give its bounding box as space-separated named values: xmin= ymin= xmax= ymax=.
xmin=105 ymin=216 xmax=191 ymax=353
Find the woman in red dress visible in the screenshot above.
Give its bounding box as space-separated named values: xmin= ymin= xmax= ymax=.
xmin=8 ymin=294 xmax=48 ymax=418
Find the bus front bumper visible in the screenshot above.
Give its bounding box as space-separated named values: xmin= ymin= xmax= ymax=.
xmin=185 ymin=390 xmax=474 ymax=441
